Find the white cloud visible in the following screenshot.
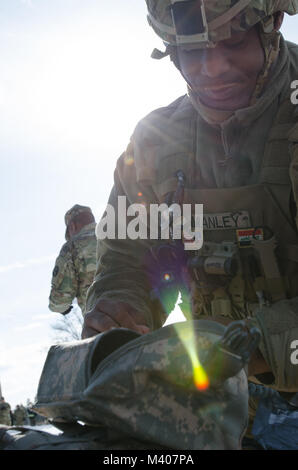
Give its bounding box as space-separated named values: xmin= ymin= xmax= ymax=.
xmin=31 ymin=313 xmax=60 ymax=321
xmin=0 ymin=290 xmax=50 ymax=319
xmin=0 ymin=254 xmax=55 ymax=274
xmin=15 ymin=322 xmax=43 ymax=332
xmin=0 ymin=341 xmax=50 ymax=366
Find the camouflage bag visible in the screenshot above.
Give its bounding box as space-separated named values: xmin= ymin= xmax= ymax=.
xmin=0 ymin=423 xmax=164 ymax=450
xmin=1 ymin=321 xmax=250 ymax=450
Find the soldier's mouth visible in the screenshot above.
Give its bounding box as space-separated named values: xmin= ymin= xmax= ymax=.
xmin=200 ymin=83 xmax=242 ymax=100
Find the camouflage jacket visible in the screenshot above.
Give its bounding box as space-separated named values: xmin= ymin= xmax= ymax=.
xmin=86 ymin=38 xmax=298 ymax=392
xmin=49 ymin=222 xmax=97 ymax=315
xmin=0 ymin=402 xmax=11 ymax=426
xmin=13 ymin=406 xmax=27 ymax=426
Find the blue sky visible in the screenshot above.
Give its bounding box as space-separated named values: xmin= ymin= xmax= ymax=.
xmin=0 ymin=1 xmax=297 ymax=408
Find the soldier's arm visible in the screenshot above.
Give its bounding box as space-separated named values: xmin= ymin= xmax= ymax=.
xmin=247 ymin=299 xmax=298 ymax=391
xmin=249 ymin=146 xmax=298 ymax=389
xmin=247 ymin=160 xmax=298 ymax=388
xmin=83 ymin=145 xmax=165 ymax=338
xmin=49 ymin=242 xmax=78 ymax=314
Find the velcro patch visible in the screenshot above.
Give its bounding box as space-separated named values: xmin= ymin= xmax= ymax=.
xmin=236 ymin=228 xmax=264 ymax=247
xmin=203 ymin=211 xmax=251 ymax=231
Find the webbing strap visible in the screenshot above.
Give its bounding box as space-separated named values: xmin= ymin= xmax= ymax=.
xmin=148 ymin=0 xmax=252 ymax=37
xmin=147 ymin=12 xmax=175 ymax=35
xmin=208 ymin=0 xmax=251 ymax=31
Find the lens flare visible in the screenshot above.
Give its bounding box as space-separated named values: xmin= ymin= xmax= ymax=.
xmin=163 ymin=273 xmax=171 ymax=282
xmin=193 ymin=361 xmax=210 ymax=391
xmin=125 ymin=156 xmax=134 ymax=166
xmin=184 ymin=338 xmax=210 ymax=391
xmin=173 ymin=301 xmax=210 ymax=391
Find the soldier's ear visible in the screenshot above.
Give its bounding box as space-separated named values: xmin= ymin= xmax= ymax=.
xmin=273 ymin=11 xmax=284 ymax=31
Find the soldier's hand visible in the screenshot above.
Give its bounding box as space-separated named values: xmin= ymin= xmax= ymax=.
xmin=82 ymin=299 xmax=150 ymax=338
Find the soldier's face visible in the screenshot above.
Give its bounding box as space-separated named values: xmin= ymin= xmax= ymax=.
xmin=177 ymin=26 xmax=265 ymax=110
xmin=68 ymin=221 xmax=77 ymax=238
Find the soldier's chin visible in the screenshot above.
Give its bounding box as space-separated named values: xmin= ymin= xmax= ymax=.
xmin=199 ymin=92 xmax=252 ymax=111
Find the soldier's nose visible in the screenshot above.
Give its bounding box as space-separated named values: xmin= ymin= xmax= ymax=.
xmin=200 ymin=47 xmax=231 ymax=78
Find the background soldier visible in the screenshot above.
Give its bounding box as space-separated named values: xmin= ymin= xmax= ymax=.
xmin=13 ymin=405 xmax=28 ymax=426
xmin=49 ymin=204 xmax=97 ymax=316
xmin=0 ymin=397 xmax=11 ymax=426
xmin=82 ymin=1 xmax=298 ymax=444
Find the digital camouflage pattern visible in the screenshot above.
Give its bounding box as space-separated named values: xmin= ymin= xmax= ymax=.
xmin=49 ymin=222 xmax=97 ymax=315
xmin=146 ymin=0 xmax=298 ymax=49
xmin=35 ymin=328 xmax=140 ymax=405
xmin=31 ymin=321 xmax=248 ymax=450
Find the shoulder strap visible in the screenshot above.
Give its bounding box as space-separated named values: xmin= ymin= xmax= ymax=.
xmin=261 ymin=98 xmax=298 ymax=185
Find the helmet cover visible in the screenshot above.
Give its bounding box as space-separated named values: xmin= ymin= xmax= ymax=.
xmin=146 ymin=0 xmax=298 ymax=49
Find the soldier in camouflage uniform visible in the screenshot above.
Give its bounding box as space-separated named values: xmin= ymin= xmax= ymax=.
xmin=49 ymin=204 xmax=97 ymax=316
xmin=12 ymin=405 xmax=28 ymax=426
xmin=82 ymin=0 xmax=298 ymax=436
xmin=0 ymin=398 xmax=11 ymax=426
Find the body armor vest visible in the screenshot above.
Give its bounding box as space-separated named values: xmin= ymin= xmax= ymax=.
xmin=135 ymin=95 xmax=298 ymax=320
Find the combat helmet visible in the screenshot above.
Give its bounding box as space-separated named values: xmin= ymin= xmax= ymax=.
xmin=146 ymin=0 xmax=298 ymax=55
xmin=64 ymin=204 xmax=93 ymax=240
xmin=146 ymin=1 xmax=298 ymax=114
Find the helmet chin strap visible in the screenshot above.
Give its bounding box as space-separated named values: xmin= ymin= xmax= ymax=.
xmin=250 ymin=19 xmax=281 ymax=105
